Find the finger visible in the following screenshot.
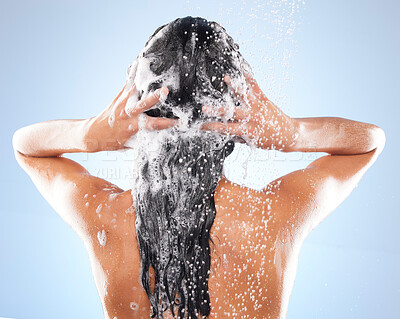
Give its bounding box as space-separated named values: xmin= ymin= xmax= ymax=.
xmin=115 ymin=83 xmax=137 ymax=116
xmin=202 ymin=105 xmax=249 ymax=121
xmin=243 ymin=72 xmax=265 ymax=98
xmin=201 ymin=121 xmax=242 ymax=136
xmin=224 ymin=75 xmax=247 ymax=102
xmin=130 ymin=87 xmax=169 ymax=116
xmin=144 ymin=116 xmax=178 ymax=131
xmin=225 ymin=73 xmax=265 ymax=103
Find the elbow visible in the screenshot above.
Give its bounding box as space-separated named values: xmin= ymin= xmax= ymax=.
xmin=12 ymin=127 xmax=29 ymax=156
xmin=12 ymin=128 xmax=22 ymax=153
xmin=12 ymin=129 xmax=26 ymax=167
xmin=370 ymin=126 xmax=386 ymax=154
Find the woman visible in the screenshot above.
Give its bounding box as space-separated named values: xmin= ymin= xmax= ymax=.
xmin=13 ymin=17 xmax=385 ymax=319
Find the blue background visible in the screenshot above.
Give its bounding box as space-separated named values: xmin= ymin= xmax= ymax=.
xmin=1 ymin=0 xmax=399 ymax=318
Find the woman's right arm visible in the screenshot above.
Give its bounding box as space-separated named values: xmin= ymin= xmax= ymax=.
xmin=202 ymin=72 xmax=386 ymax=232
xmin=202 ymin=72 xmax=385 ymax=157
xmin=288 ymin=116 xmax=385 ymax=155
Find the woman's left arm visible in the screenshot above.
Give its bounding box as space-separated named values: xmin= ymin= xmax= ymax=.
xmin=13 ymin=118 xmax=92 ymax=157
xmin=13 ymin=84 xmax=173 ymax=157
xmin=13 ymin=83 xmax=175 ymax=236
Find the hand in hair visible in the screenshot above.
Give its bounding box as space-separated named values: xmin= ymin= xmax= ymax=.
xmin=86 ymin=83 xmax=178 ymax=152
xmin=201 ymin=72 xmax=298 ymax=151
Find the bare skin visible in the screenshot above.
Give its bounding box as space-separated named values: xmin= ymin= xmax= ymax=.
xmin=13 ymin=73 xmax=385 ymax=319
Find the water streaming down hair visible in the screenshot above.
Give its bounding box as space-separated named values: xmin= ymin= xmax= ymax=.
xmin=128 ymin=17 xmax=251 ymax=318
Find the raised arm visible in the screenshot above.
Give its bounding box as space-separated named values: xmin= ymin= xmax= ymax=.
xmin=202 ymin=72 xmax=386 ymax=233
xmin=288 ymin=116 xmax=384 ymax=155
xmin=201 ymin=73 xmax=384 ymax=156
xmin=13 ymin=83 xmax=176 ymax=237
xmin=275 ymin=120 xmax=385 ymax=233
xmin=13 ymin=85 xmax=173 ymax=157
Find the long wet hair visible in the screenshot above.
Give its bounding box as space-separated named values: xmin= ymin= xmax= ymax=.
xmin=129 ymin=16 xmax=249 ymax=318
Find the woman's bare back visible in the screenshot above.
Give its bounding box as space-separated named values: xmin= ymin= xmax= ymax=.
xmin=86 ymin=140 xmax=385 ymax=319
xmin=86 ymin=176 xmax=300 ymax=319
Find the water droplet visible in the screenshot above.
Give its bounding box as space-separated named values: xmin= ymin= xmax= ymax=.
xmin=130 ymin=302 xmax=138 ymax=310
xmin=97 ymin=229 xmax=107 ymax=247
xmin=96 ymin=204 xmax=103 ymax=214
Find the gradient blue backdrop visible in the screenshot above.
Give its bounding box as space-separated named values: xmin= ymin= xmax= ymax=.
xmin=1 ymin=0 xmax=399 ymax=318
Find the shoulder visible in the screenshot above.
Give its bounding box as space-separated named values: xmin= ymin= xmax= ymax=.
xmin=81 ymin=189 xmax=136 ymax=245
xmin=14 ymin=151 xmax=137 ymax=242
xmin=214 ymin=177 xmax=280 ymax=223
xmin=214 ymin=173 xmax=320 ymax=239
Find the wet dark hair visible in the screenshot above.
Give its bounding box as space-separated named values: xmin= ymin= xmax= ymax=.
xmin=132 ymin=16 xmax=247 ymax=318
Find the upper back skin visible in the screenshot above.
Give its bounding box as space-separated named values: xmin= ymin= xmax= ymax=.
xmin=86 ymin=175 xmax=314 ymax=319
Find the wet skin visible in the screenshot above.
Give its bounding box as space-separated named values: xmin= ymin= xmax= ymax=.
xmin=13 ymin=74 xmax=385 ymax=318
